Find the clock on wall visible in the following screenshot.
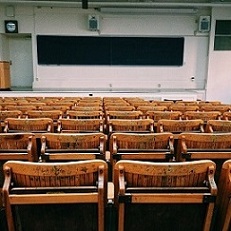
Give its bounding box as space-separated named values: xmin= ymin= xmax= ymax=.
xmin=4 ymin=20 xmax=18 ymax=33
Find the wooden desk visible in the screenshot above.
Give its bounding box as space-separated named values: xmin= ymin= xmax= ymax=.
xmin=0 ymin=61 xmax=11 ymax=90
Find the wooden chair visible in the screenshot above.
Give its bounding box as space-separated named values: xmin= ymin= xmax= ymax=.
xmin=39 ymin=105 xmax=70 ymax=114
xmin=104 ymin=102 xmax=130 ymax=108
xmin=200 ymin=105 xmax=231 ymax=113
xmin=104 ymin=105 xmax=135 ymax=111
xmin=205 ymin=120 xmax=231 ymax=133
xmin=66 ymin=110 xmax=103 ymax=119
xmin=17 ymin=102 xmax=46 ymax=108
xmin=46 ymin=101 xmax=76 ymax=107
xmin=40 ymin=132 xmax=107 ymax=161
xmin=177 ymin=132 xmax=231 ymax=181
xmin=25 ymin=110 xmax=63 ymax=124
xmin=4 ymin=105 xmax=38 ymax=114
xmin=114 ymin=160 xmax=217 ymax=231
xmin=2 ymin=160 xmax=108 ymax=231
xmin=184 ymin=111 xmax=221 ymax=122
xmin=198 ymin=101 xmax=221 ymax=106
xmin=136 ymin=105 xmax=167 ymax=113
xmin=222 ymin=111 xmax=231 ymax=120
xmin=153 ymin=100 xmax=174 ymax=108
xmin=156 ymin=119 xmax=204 ymax=135
xmin=109 ymin=132 xmax=174 ymax=171
xmin=0 ymin=133 xmax=37 ymax=162
xmin=78 ymin=102 xmax=103 ymax=107
xmin=71 ymin=106 xmax=103 ymax=111
xmin=57 ymin=119 xmax=104 ymax=133
xmin=108 ymin=119 xmax=154 ymax=134
xmin=146 ymin=110 xmax=182 ymax=127
xmin=0 ymin=110 xmax=22 ymax=127
xmin=169 ymin=105 xmax=199 ymax=113
xmin=0 ymin=133 xmax=37 ymax=189
xmin=215 ymin=159 xmax=231 ymax=231
xmin=175 ymin=101 xmax=198 ymax=106
xmin=106 ymin=111 xmax=143 ymax=121
xmin=4 ymin=118 xmax=54 ymax=134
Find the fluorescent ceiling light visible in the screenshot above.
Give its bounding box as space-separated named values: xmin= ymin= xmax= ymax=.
xmin=99 ymin=7 xmax=199 ymax=14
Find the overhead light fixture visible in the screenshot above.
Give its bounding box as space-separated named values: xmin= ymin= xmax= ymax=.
xmin=99 ymin=7 xmax=198 ymax=15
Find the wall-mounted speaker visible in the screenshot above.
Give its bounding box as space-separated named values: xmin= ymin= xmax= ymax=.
xmin=88 ymin=15 xmax=99 ymax=31
xmin=198 ymin=16 xmax=211 ymax=33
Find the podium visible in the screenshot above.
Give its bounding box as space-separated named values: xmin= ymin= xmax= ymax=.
xmin=0 ymin=61 xmax=11 ymax=90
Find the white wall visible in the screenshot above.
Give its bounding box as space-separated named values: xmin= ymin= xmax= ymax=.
xmin=0 ymin=4 xmax=230 ymax=102
xmin=32 ymin=7 xmax=209 ymax=92
xmin=206 ymin=7 xmax=231 ymax=104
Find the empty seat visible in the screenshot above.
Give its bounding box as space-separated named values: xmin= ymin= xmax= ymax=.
xmin=106 ymin=111 xmax=143 ymax=121
xmin=4 ymin=118 xmax=54 ymax=134
xmin=109 ymin=132 xmax=174 ymax=170
xmin=136 ymin=105 xmax=167 ymax=113
xmin=2 ymin=160 xmax=108 ymax=231
xmin=114 ymin=160 xmax=217 ymax=231
xmin=108 ymin=119 xmax=154 ymax=134
xmin=146 ymin=110 xmax=182 ymax=127
xmin=200 ymin=105 xmax=231 ymax=113
xmin=177 ymin=132 xmax=231 ymax=181
xmin=156 ymin=119 xmax=204 ymax=136
xmin=25 ymin=110 xmax=63 ymax=124
xmin=205 ymin=120 xmax=231 ymax=133
xmin=104 ymin=105 xmax=135 ymax=111
xmin=0 ymin=110 xmax=22 ymax=127
xmin=57 ymin=118 xmax=104 ymax=133
xmin=169 ymin=105 xmax=199 ymax=113
xmin=184 ymin=111 xmax=221 ymax=122
xmin=40 ymin=132 xmax=107 ymax=161
xmin=66 ymin=110 xmax=103 ymax=119
xmin=0 ymin=133 xmax=37 ymax=188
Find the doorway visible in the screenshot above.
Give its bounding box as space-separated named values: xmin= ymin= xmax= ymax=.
xmin=8 ymin=35 xmax=33 ymax=90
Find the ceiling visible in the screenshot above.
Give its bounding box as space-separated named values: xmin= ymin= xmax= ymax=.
xmin=0 ymin=0 xmax=231 ymax=8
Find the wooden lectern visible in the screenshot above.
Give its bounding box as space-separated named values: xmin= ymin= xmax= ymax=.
xmin=0 ymin=61 xmax=11 ymax=90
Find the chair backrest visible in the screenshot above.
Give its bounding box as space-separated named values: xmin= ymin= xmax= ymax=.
xmin=184 ymin=111 xmax=221 ymax=122
xmin=106 ymin=111 xmax=143 ymax=121
xmin=0 ymin=133 xmax=37 ymax=162
xmin=114 ymin=160 xmax=217 ymax=231
xmin=146 ymin=110 xmax=182 ymax=121
xmin=39 ymin=105 xmax=70 ymax=113
xmin=4 ymin=118 xmax=54 ymax=133
xmin=40 ymin=132 xmax=107 ymax=161
xmin=0 ymin=132 xmax=37 ymax=189
xmin=4 ymin=105 xmax=38 ymax=113
xmin=25 ymin=110 xmax=63 ymax=121
xmin=222 ymin=111 xmax=231 ymax=120
xmin=2 ymin=160 xmax=107 ymax=231
xmin=71 ymin=106 xmax=103 ymax=111
xmin=136 ymin=106 xmax=167 ymax=113
xmin=169 ymin=105 xmax=199 ymax=113
xmin=109 ymin=132 xmax=174 ymax=167
xmin=156 ymin=119 xmax=204 ymax=134
xmin=104 ymin=105 xmax=135 ymax=111
xmin=57 ymin=118 xmax=104 ymax=133
xmin=108 ymin=119 xmax=154 ymax=134
xmin=216 ymin=159 xmax=231 ymax=231
xmin=205 ymin=120 xmax=231 ymax=133
xmin=200 ymin=105 xmax=231 ymax=113
xmin=66 ymin=110 xmax=103 ymax=119
xmin=0 ymin=110 xmax=22 ymax=127
xmin=177 ymin=132 xmax=231 ymax=182
xmin=177 ymin=132 xmax=231 ymax=161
